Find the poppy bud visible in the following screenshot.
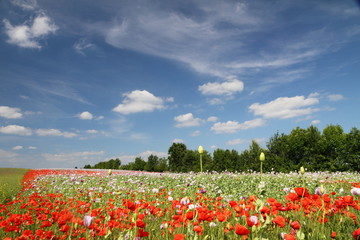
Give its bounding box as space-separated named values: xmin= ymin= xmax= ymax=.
xmin=259 ymin=152 xmax=265 ymax=162
xmin=300 ymin=166 xmax=305 ymax=175
xmin=198 ymin=145 xmax=204 ymax=154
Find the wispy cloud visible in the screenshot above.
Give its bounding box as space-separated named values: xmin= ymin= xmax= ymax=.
xmin=73 ymin=38 xmax=96 ymax=56
xmin=327 ymin=94 xmax=344 ymax=102
xmin=10 ymin=0 xmax=37 ymax=10
xmin=42 ymin=151 xmax=105 ymax=162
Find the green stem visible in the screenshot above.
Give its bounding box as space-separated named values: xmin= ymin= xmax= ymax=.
xmin=200 ymin=154 xmax=203 ymax=173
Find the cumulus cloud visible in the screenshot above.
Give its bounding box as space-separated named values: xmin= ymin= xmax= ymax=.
xmin=28 ymin=146 xmax=37 ymax=150
xmin=35 ymin=129 xmax=77 ymax=138
xmin=327 ymin=94 xmax=344 ymax=102
xmin=12 ymin=145 xmax=24 ymax=150
xmin=249 ymin=95 xmax=320 ymax=119
xmin=310 ymin=120 xmax=320 ymax=125
xmin=0 ymin=125 xmax=32 ymax=136
xmin=174 ymin=113 xmax=203 ymax=128
xmin=78 ymin=111 xmax=93 ymax=120
xmin=113 ymin=90 xmax=166 ymax=114
xmin=0 ymin=106 xmax=23 ymax=119
xmin=211 ymin=118 xmax=266 ymax=134
xmin=198 ymin=77 xmax=244 ymax=96
xmin=3 ymin=14 xmax=57 ymax=48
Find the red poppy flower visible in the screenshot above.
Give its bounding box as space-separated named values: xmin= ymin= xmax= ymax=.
xmin=283 ymin=234 xmax=296 ymax=240
xmin=294 ymin=187 xmax=310 ymax=198
xmin=174 ymin=233 xmax=185 ymax=240
xmin=235 ymin=224 xmax=250 ymax=236
xmin=353 ymin=228 xmax=360 ymax=239
xmin=273 ymin=215 xmax=286 ymax=228
xmin=136 ymin=220 xmax=146 ymax=228
xmin=194 ymin=225 xmax=203 ymax=234
xmin=331 ymin=232 xmax=336 ymax=238
xmin=137 ymin=228 xmax=149 ymax=237
xmin=290 ymin=221 xmax=301 ymax=230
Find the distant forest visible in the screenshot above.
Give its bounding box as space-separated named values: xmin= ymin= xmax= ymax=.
xmin=84 ymin=124 xmax=360 ymax=173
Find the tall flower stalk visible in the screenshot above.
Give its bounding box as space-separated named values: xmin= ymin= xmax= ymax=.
xmin=259 ymin=152 xmax=265 ymax=181
xmin=198 ymin=146 xmax=204 ymax=173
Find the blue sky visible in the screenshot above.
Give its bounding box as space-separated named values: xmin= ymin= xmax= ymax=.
xmin=1 ymin=0 xmax=360 ymax=168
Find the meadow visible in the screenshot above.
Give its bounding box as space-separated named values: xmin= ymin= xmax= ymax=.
xmin=0 ymin=168 xmax=359 ymax=239
xmin=0 ymin=168 xmax=29 ymax=204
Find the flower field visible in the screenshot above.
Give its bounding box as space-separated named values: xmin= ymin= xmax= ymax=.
xmin=0 ymin=169 xmax=359 ymax=240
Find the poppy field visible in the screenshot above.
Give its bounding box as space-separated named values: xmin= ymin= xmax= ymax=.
xmin=0 ymin=169 xmax=359 ymax=240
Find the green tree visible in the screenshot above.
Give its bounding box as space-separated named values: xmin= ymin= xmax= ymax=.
xmin=318 ymin=125 xmax=346 ymax=171
xmin=168 ymin=143 xmax=187 ymax=172
xmin=213 ymin=149 xmax=239 ymax=172
xmin=132 ymin=157 xmax=146 ymax=171
xmin=345 ymin=127 xmax=360 ymax=171
xmin=145 ymin=155 xmax=158 ymax=172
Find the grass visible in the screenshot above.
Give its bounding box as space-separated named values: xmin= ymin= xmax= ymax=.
xmin=0 ymin=168 xmax=29 ymax=203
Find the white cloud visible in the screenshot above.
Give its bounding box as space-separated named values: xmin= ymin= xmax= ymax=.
xmin=249 ymin=95 xmax=320 ymax=119
xmin=95 ymin=116 xmax=104 ymax=120
xmin=211 ymin=118 xmax=266 ymax=134
xmin=3 ymin=14 xmax=57 ymax=48
xmin=78 ymin=111 xmax=93 ymax=120
xmin=199 ymin=77 xmax=244 ymax=96
xmin=172 ymin=138 xmax=184 ymax=143
xmin=207 ymin=98 xmax=225 ymax=105
xmin=0 ymin=106 xmax=23 ymax=119
xmin=28 ymin=146 xmax=37 ymax=150
xmin=191 ymin=130 xmax=201 ymax=137
xmin=226 ymin=139 xmax=248 ymax=145
xmin=174 ymin=113 xmax=203 ymax=127
xmin=35 ymin=129 xmax=77 ymax=138
xmin=42 ymin=151 xmax=105 ymax=162
xmin=113 ymin=90 xmax=166 ymax=114
xmin=12 ymin=145 xmax=24 ymax=150
xmin=166 ymin=97 xmax=174 ymax=102
xmin=207 ymin=116 xmax=218 ymax=122
xmin=310 ymin=120 xmax=320 ymax=125
xmin=0 ymin=125 xmax=32 ymax=136
xmin=327 ymin=94 xmax=344 ymax=102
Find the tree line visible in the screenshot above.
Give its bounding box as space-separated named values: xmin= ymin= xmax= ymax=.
xmin=83 ymin=124 xmax=360 ymax=172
